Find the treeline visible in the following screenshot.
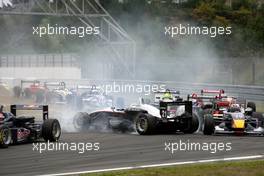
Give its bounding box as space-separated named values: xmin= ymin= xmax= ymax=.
xmin=101 ymin=0 xmax=264 ymax=57
xmin=0 ymin=0 xmax=263 ymax=58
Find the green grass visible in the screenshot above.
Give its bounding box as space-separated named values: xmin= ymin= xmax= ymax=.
xmin=82 ymin=160 xmax=264 ymax=176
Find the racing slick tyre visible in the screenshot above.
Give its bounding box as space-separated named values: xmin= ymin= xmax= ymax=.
xmin=0 ymin=125 xmax=11 ymax=148
xmin=203 ymin=114 xmax=215 ymax=135
xmin=135 ymin=113 xmax=157 ymax=135
xmin=183 ymin=113 xmax=199 ymax=134
xmin=73 ymin=112 xmax=89 ymax=131
xmin=42 ymin=119 xmax=61 ymax=142
xmin=247 ymin=102 xmax=256 ymax=112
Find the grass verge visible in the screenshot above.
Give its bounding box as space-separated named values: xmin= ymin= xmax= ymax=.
xmin=82 ymin=160 xmax=264 ymax=176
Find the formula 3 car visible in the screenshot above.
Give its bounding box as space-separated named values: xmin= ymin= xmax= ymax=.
xmin=13 ymin=80 xmax=47 ymax=103
xmin=203 ymin=106 xmax=264 ymax=136
xmin=0 ymin=105 xmax=61 ymax=148
xmin=71 ymin=85 xmax=113 ymax=111
xmin=45 ymin=81 xmax=73 ymax=104
xmin=188 ymin=89 xmax=263 ymax=135
xmin=73 ymin=90 xmax=199 ymax=135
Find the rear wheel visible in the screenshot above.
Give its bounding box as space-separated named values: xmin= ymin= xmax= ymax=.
xmin=73 ymin=112 xmax=89 ymax=131
xmin=0 ymin=125 xmax=11 ymax=148
xmin=203 ymin=114 xmax=215 ymax=135
xmin=135 ymin=114 xmax=157 ymax=135
xmin=183 ymin=113 xmax=199 ymax=134
xmin=42 ymin=119 xmax=61 ymax=142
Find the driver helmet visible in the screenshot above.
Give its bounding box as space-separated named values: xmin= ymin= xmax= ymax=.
xmin=162 ymin=89 xmax=173 ymax=100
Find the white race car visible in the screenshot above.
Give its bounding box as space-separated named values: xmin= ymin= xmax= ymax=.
xmin=73 ymin=91 xmax=199 ymax=135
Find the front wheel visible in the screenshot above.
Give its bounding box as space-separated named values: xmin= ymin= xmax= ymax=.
xmin=135 ymin=114 xmax=157 ymax=135
xmin=203 ymin=114 xmax=215 ymax=135
xmin=42 ymin=119 xmax=61 ymax=142
xmin=0 ymin=125 xmax=12 ymax=148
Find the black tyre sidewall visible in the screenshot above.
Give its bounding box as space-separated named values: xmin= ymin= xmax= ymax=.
xmin=73 ymin=112 xmax=89 ymax=131
xmin=135 ymin=114 xmax=156 ymax=135
xmin=42 ymin=119 xmax=61 ymax=142
xmin=203 ymin=114 xmax=215 ymax=135
xmin=184 ymin=113 xmax=199 ymax=134
xmin=0 ymin=125 xmax=11 ymax=148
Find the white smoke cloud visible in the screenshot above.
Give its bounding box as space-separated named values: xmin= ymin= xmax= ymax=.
xmin=0 ymin=0 xmax=12 ymax=8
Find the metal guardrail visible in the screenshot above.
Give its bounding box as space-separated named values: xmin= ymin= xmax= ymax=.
xmin=0 ymin=54 xmax=78 ymax=68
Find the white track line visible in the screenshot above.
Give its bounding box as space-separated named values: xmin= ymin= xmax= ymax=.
xmin=40 ymin=155 xmax=263 ymax=176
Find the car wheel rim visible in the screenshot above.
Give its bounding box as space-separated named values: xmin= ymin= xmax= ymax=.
xmin=52 ymin=123 xmax=61 ymax=138
xmin=2 ymin=129 xmax=11 ymax=145
xmin=137 ymin=118 xmax=147 ymax=132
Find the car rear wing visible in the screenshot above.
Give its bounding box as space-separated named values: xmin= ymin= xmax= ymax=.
xmin=201 ymin=89 xmax=225 ymax=94
xmin=44 ymin=82 xmax=66 ymax=89
xmin=187 ymin=88 xmax=228 ymax=101
xmin=159 ymin=101 xmax=192 ymax=119
xmin=10 ymin=105 xmax=48 ymax=120
xmin=200 ymin=89 xmax=226 ymax=98
xmin=187 ymin=94 xmax=228 ymax=101
xmin=20 ymin=80 xmax=41 ymax=88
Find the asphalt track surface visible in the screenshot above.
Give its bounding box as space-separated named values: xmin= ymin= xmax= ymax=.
xmin=0 ymin=132 xmax=263 ymax=176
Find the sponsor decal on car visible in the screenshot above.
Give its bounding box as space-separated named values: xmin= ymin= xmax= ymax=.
xmin=17 ymin=129 xmax=30 ymax=141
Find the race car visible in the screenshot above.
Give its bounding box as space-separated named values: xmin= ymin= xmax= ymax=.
xmin=71 ymin=85 xmax=113 ymax=111
xmin=0 ymin=104 xmax=61 ymax=148
xmin=44 ymin=81 xmax=73 ymax=104
xmin=188 ymin=89 xmax=227 ymax=108
xmin=73 ymin=90 xmax=199 ymax=135
xmin=187 ymin=89 xmax=230 ymax=130
xmin=203 ymin=105 xmax=264 ymax=136
xmin=13 ymin=80 xmax=48 ymax=103
xmin=188 ymin=89 xmax=262 ymax=135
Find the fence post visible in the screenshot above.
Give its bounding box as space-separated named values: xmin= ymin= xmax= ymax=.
xmin=252 ymin=60 xmax=256 ymax=85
